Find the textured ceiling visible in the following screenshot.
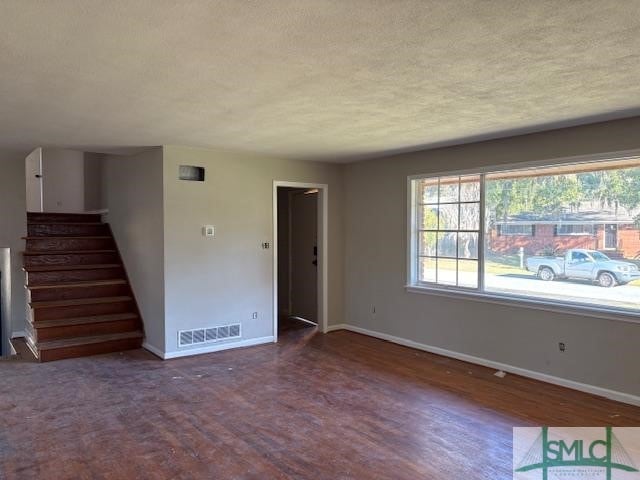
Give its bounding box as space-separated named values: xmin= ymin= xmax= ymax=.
xmin=1 ymin=0 xmax=639 ymax=161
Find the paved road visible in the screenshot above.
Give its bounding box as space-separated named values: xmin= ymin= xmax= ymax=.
xmin=485 ymin=273 xmax=640 ymax=310
xmin=438 ymin=270 xmax=640 ymax=311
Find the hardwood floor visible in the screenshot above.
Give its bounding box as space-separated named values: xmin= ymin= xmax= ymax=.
xmin=1 ymin=325 xmax=639 ymax=479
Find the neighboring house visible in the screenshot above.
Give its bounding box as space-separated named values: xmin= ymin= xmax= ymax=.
xmin=489 ymin=210 xmax=640 ymax=259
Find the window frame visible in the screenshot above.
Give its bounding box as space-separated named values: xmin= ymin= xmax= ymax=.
xmin=498 ymin=224 xmax=535 ymax=236
xmin=555 ymin=224 xmax=595 ymax=236
xmin=414 ymin=175 xmax=482 ymax=289
xmin=406 ymin=148 xmax=640 ymax=324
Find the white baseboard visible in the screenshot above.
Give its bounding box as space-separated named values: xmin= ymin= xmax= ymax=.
xmin=329 ymin=324 xmax=640 ymax=407
xmin=162 ymin=336 xmax=274 ymax=360
xmin=326 ymin=323 xmax=348 ymax=332
xmin=11 ymin=330 xmax=25 ymax=339
xmin=142 ymin=342 xmax=165 ymax=359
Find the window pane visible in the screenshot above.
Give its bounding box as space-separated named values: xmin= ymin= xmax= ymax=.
xmin=437 ymin=258 xmax=457 ymax=285
xmin=460 ymin=176 xmax=480 ymax=201
xmin=419 ymin=257 xmax=437 ymax=282
xmin=499 ymin=224 xmax=534 ymax=236
xmin=418 ymin=205 xmax=439 ymax=230
xmin=460 ymin=203 xmax=479 ymax=231
xmin=419 ymin=178 xmax=439 ymax=204
xmin=439 ymin=177 xmax=459 ymax=203
xmin=437 ymin=232 xmax=457 ymax=258
xmin=438 ymin=204 xmax=459 ymax=230
xmin=419 ymin=232 xmax=437 ymax=256
xmin=458 ymin=232 xmax=478 ymax=259
xmin=458 ymin=260 xmax=478 ymax=288
xmin=484 ymin=161 xmax=640 ymax=312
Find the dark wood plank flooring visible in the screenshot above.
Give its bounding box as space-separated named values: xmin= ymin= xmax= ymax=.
xmin=1 ymin=324 xmax=639 ymax=479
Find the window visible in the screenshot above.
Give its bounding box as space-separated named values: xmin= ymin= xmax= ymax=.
xmin=556 ymin=224 xmax=594 ymax=236
xmin=409 ymin=157 xmax=640 ymax=315
xmin=415 ymin=175 xmax=480 ymax=288
xmin=570 ymin=251 xmax=590 ymax=263
xmin=498 ymin=224 xmax=534 ymax=236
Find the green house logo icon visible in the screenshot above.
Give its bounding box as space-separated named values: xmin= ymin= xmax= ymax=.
xmin=515 ymin=427 xmax=639 ymax=480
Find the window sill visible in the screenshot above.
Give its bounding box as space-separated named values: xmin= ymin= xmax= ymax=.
xmin=405 ymin=284 xmax=640 ymax=325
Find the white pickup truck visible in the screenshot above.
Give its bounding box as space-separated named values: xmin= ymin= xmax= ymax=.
xmin=525 ymin=249 xmax=640 ymax=287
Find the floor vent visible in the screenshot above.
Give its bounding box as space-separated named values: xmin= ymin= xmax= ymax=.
xmin=178 ymin=323 xmax=241 ymax=348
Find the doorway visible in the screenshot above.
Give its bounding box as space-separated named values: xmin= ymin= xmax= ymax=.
xmin=273 ymin=182 xmax=328 ymax=341
xmin=25 ymin=148 xmax=43 ymax=212
xmin=604 ymin=224 xmax=618 ymax=250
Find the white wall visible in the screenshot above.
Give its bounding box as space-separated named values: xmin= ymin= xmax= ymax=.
xmin=84 ymin=152 xmax=105 ymax=211
xmin=104 ymin=149 xmax=165 ymax=354
xmin=42 ymin=148 xmax=85 ymax=212
xmin=0 ymin=154 xmax=27 ymax=351
xmin=344 ymin=117 xmax=640 ymax=398
xmin=162 ymin=146 xmax=344 ymax=356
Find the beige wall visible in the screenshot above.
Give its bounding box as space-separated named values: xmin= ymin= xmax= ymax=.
xmin=344 ymin=117 xmax=640 ymax=397
xmin=0 ymin=155 xmax=27 ymax=352
xmin=104 ymin=149 xmax=165 ymax=354
xmin=162 ymin=146 xmax=344 ymax=355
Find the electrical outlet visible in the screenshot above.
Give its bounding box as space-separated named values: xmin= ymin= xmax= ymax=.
xmin=558 ymin=342 xmax=566 ymax=352
xmin=372 ymin=306 xmax=376 ymax=314
xmin=252 ymin=312 xmax=258 ymax=319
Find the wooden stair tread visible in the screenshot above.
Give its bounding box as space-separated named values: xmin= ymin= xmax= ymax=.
xmin=28 ymin=222 xmax=104 ymax=225
xmin=27 ymin=211 xmax=100 ymax=215
xmin=24 ymin=263 xmax=122 ymax=272
xmin=30 ymin=296 xmax=133 ymax=308
xmin=34 ymin=313 xmax=139 ymax=329
xmin=23 ymin=250 xmax=117 ymax=255
xmin=28 ymin=279 xmax=127 ymax=290
xmin=23 ymin=213 xmax=143 ymax=361
xmin=23 ymin=236 xmax=111 ymax=239
xmin=37 ymin=331 xmax=143 ymax=351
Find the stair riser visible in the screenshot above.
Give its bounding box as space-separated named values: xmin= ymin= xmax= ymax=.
xmin=32 ymin=301 xmax=135 ymax=321
xmin=24 ymin=252 xmax=119 ymax=267
xmin=26 ymin=267 xmax=125 ymax=285
xmin=27 ymin=213 xmax=102 ymax=223
xmin=26 ymin=237 xmax=114 ymax=252
xmin=28 ymin=223 xmax=109 ymax=237
xmin=35 ymin=319 xmax=140 ymax=342
xmin=29 ymin=284 xmax=130 ymax=302
xmin=39 ymin=337 xmax=142 ymax=362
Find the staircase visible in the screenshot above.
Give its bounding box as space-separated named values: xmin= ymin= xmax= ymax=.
xmin=23 ymin=212 xmax=144 ymax=362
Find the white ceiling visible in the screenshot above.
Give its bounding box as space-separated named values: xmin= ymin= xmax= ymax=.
xmin=1 ymin=0 xmax=639 ymax=162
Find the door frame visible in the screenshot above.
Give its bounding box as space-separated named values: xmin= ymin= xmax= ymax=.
xmin=273 ymin=181 xmax=328 ymax=341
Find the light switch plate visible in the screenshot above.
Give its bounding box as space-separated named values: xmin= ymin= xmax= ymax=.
xmin=203 ymin=225 xmax=215 ymax=237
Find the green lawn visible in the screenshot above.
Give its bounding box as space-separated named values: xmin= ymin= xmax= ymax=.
xmin=435 ymin=256 xmax=533 ymax=276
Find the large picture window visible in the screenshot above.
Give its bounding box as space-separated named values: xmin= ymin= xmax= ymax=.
xmin=409 ymin=157 xmax=640 ymax=314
